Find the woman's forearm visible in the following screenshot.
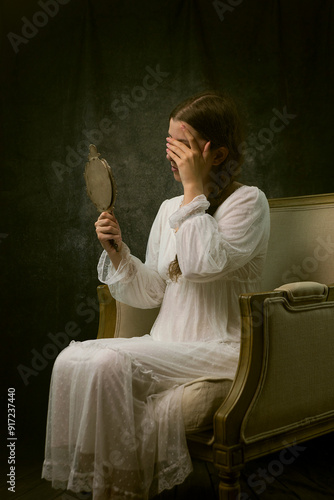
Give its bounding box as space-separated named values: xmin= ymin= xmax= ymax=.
xmin=107 ymin=243 xmax=123 ymax=270
xmin=182 ymin=183 xmax=204 ymax=206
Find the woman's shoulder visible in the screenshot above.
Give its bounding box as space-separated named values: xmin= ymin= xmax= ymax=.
xmin=227 ymin=184 xmax=267 ymax=205
xmin=151 ymin=195 xmax=184 ymax=226
xmin=158 ymin=195 xmax=184 ymax=213
xmin=214 ymin=184 xmax=269 ymax=218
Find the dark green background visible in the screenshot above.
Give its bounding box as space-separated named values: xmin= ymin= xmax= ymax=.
xmin=1 ymin=0 xmax=333 ymax=460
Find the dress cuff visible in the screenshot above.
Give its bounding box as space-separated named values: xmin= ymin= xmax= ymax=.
xmin=169 ymin=194 xmax=210 ymax=231
xmin=97 ymin=243 xmax=135 ymax=285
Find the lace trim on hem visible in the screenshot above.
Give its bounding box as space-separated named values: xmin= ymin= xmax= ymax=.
xmin=43 ymin=454 xmax=192 ymax=499
xmin=42 ymin=461 xmax=94 ymax=492
xmin=150 ymin=454 xmax=193 ymax=496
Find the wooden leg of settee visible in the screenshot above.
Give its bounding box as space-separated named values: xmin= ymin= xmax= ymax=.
xmin=218 ymin=470 xmax=241 ymax=500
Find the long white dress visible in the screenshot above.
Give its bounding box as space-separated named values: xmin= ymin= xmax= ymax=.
xmin=42 ymin=187 xmax=270 ymax=499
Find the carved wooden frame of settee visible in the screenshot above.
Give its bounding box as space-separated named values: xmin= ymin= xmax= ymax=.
xmin=96 ymin=192 xmax=334 ymax=499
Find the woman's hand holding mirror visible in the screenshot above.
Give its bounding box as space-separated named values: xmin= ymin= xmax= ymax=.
xmin=95 ymin=212 xmax=122 ymax=255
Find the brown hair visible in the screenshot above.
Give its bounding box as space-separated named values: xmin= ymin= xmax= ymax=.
xmin=168 ymin=90 xmax=244 ymax=281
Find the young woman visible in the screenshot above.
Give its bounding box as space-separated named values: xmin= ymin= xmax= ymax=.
xmin=42 ymin=91 xmax=270 ymax=499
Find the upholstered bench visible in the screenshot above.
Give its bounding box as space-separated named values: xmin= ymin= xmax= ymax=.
xmin=97 ymin=192 xmax=334 ymax=499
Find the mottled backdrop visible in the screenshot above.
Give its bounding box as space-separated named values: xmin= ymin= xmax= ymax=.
xmin=1 ymin=0 xmax=333 ymax=455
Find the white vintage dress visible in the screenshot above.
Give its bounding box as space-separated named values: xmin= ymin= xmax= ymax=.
xmin=42 ymin=186 xmax=270 ymax=499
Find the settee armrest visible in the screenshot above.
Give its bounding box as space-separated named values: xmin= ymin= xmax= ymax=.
xmin=213 ymin=282 xmax=334 ymax=471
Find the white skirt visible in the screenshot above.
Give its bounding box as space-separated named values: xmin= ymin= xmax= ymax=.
xmin=42 ymin=335 xmax=239 ymax=499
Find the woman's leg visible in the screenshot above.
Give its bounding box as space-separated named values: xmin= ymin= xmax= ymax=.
xmin=42 ymin=337 xmax=238 ymax=499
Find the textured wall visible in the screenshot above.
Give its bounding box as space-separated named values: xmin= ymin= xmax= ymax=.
xmin=1 ymin=0 xmax=333 ymax=450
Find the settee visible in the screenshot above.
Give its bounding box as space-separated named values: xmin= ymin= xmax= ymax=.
xmin=96 ymin=192 xmax=334 ymax=499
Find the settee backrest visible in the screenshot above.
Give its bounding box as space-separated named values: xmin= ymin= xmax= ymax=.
xmin=262 ymin=193 xmax=334 ymax=291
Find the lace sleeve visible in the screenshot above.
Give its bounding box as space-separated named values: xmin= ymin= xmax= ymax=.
xmin=173 ymin=187 xmax=270 ymax=282
xmin=96 ymin=200 xmax=169 ymax=308
xmin=97 ymin=244 xmax=137 ymax=285
xmin=169 ymin=194 xmax=210 ymax=231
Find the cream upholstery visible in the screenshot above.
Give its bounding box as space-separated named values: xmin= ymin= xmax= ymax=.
xmin=96 ymin=192 xmax=334 ymax=500
xmin=183 ymin=377 xmax=232 ymax=433
xmin=276 ymin=281 xmax=328 ymax=301
xmin=262 ymin=194 xmax=334 ymax=290
xmin=114 ymin=301 xmax=160 ymax=338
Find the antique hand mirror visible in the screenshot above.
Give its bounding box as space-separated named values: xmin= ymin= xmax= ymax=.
xmin=84 ymin=144 xmax=119 ymax=251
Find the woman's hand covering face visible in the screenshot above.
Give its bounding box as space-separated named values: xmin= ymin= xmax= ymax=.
xmin=166 ymin=123 xmax=212 ymax=192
